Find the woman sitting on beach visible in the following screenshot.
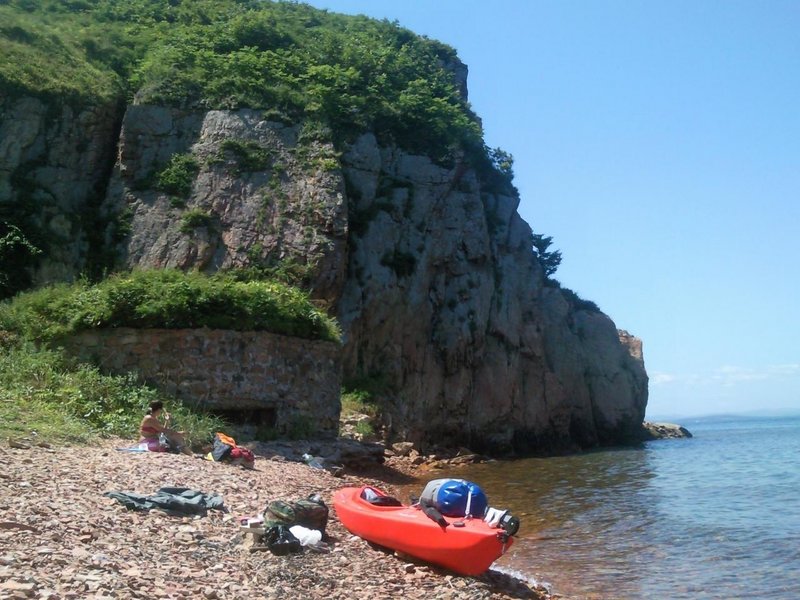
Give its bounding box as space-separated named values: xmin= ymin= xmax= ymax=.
xmin=139 ymin=401 xmax=191 ymax=455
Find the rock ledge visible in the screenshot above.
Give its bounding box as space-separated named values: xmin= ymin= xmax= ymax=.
xmin=640 ymin=421 xmax=693 ymax=440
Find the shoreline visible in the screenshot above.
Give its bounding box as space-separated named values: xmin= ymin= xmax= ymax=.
xmin=0 ymin=438 xmax=553 ymax=599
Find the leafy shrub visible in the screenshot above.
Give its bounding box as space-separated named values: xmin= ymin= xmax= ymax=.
xmin=155 ymin=153 xmax=199 ymax=198
xmin=532 ymin=233 xmax=563 ymax=279
xmin=0 ymin=4 xmax=122 ymax=102
xmin=229 ymin=260 xmax=317 ymax=290
xmin=218 ymin=139 xmax=273 ymax=173
xmin=0 ymin=269 xmax=341 ymax=343
xmin=1 ymin=0 xmax=489 ymax=164
xmin=340 ymin=376 xmax=387 ymax=439
xmin=341 ymin=388 xmax=377 ymax=418
xmin=340 ymin=375 xmax=388 ymax=418
xmin=354 ymin=420 xmax=375 ymax=438
xmin=0 ymin=221 xmax=42 ymax=300
xmin=560 ymin=286 xmax=601 ymax=313
xmin=179 ymin=208 xmax=214 ymax=233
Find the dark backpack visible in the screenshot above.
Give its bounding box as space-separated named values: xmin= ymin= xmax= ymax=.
xmin=211 ymin=433 xmax=235 ymax=461
xmin=263 ymin=494 xmax=329 ymax=535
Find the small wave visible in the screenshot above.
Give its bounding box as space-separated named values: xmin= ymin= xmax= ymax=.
xmin=492 ymin=564 xmax=552 ymax=593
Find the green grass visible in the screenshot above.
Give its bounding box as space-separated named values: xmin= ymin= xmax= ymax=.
xmin=340 ymin=380 xmax=381 ymax=439
xmin=218 ymin=139 xmax=273 ymax=174
xmin=0 ymin=5 xmax=123 ymax=103
xmin=340 ymin=375 xmax=389 ymax=419
xmin=0 ymin=269 xmax=341 ymax=343
xmin=340 ymin=388 xmax=380 ymax=418
xmin=0 ymin=341 xmax=225 ymax=448
xmin=351 ymin=420 xmax=375 ymax=438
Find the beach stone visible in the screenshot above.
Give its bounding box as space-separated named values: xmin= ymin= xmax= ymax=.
xmin=0 ymin=580 xmax=36 ymax=595
xmin=0 ymin=439 xmax=549 ymax=600
xmin=392 ymin=442 xmax=415 ymax=457
xmin=0 ymin=522 xmax=38 ymax=532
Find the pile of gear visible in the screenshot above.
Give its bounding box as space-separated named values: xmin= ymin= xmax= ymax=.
xmin=206 ymin=432 xmax=255 ymax=469
xmin=241 ymin=493 xmax=329 ymax=555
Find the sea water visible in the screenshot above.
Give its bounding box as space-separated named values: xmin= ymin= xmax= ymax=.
xmin=401 ymin=415 xmax=800 ymax=599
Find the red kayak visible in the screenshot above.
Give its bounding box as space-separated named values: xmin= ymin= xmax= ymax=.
xmin=333 ymin=486 xmax=513 ymax=576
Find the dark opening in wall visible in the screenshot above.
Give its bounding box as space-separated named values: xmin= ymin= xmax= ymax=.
xmin=212 ymin=407 xmax=277 ymax=428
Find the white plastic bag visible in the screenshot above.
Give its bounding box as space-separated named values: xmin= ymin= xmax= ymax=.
xmin=289 ymin=525 xmax=322 ymax=546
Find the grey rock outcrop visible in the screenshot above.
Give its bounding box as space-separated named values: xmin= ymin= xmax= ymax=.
xmin=2 ymin=91 xmax=649 ymax=453
xmin=101 ymin=105 xmax=648 ymax=453
xmin=640 ymin=422 xmax=693 ymax=440
xmin=103 ymin=106 xmax=348 ymax=301
xmin=334 ymin=132 xmax=647 ymax=452
xmin=0 ymin=95 xmax=121 ymax=285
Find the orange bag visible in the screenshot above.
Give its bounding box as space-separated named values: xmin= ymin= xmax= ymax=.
xmin=215 ymin=432 xmax=236 ymax=447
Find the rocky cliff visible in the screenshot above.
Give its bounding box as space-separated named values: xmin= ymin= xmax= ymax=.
xmin=0 ymin=95 xmax=122 ymax=289
xmin=1 ymin=93 xmax=647 ymax=453
xmin=338 ymin=132 xmax=648 ymax=452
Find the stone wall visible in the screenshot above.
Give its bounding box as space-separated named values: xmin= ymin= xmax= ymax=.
xmin=63 ymin=328 xmax=342 ymax=437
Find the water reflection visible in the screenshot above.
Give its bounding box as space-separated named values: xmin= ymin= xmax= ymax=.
xmin=398 ymin=446 xmax=661 ymax=599
xmin=395 ymin=419 xmax=800 ymax=599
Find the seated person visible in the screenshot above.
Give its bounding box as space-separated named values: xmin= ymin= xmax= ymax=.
xmin=139 ymin=401 xmax=191 ymax=454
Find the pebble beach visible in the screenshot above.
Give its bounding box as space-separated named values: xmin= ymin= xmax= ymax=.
xmin=0 ymin=439 xmax=552 ymax=599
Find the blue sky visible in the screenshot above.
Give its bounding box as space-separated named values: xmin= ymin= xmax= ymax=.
xmin=303 ymin=1 xmax=800 ymax=420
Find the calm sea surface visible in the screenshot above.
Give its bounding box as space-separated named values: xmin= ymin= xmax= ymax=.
xmin=398 ymin=415 xmax=800 ymax=599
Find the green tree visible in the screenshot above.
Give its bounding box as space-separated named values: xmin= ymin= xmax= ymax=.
xmin=489 ymin=147 xmax=514 ymax=180
xmin=532 ymin=233 xmax=562 ymax=278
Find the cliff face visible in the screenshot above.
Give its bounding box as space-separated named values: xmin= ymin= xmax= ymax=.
xmin=1 ymin=98 xmax=648 ymax=453
xmin=0 ymin=96 xmax=122 ymax=286
xmin=338 ymin=134 xmax=648 ymax=451
xmin=101 ymin=105 xmax=349 ymax=302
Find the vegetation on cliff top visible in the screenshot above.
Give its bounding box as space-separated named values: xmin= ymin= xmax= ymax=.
xmin=0 ymin=0 xmax=484 ymax=158
xmin=1 ymin=0 xmax=526 ymax=299
xmin=0 ymin=269 xmax=341 ymax=343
